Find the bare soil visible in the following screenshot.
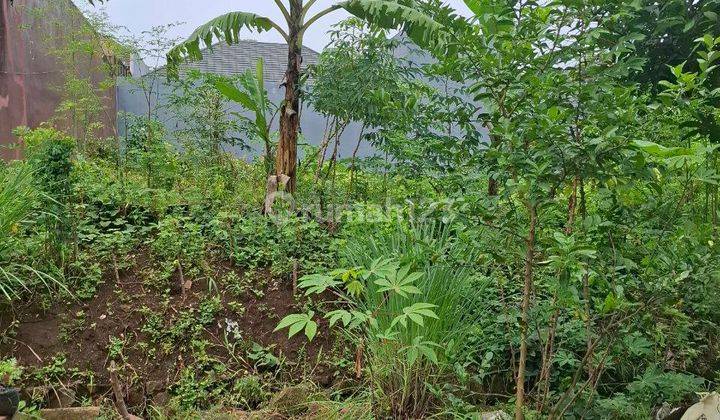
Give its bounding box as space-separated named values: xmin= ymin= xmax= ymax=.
xmin=0 ymin=249 xmax=337 ymax=408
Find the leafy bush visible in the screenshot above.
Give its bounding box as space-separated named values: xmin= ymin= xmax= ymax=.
xmin=227 ymin=375 xmax=267 ymax=409
xmin=276 ymin=212 xmax=488 ymax=417
xmin=151 ymin=215 xmax=207 ymax=288
xmin=15 ymin=126 xmax=76 ymax=263
xmin=626 ymin=368 xmax=705 ymax=405
xmin=210 ymin=212 xmax=336 ymax=277
xmin=0 ymin=358 xmax=23 ymax=386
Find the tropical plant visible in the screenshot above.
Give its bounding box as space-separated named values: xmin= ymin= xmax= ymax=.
xmin=166 ymin=0 xmax=448 ymax=193
xmin=213 ymin=59 xmax=276 ymax=174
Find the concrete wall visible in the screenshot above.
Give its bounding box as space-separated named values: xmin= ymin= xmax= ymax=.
xmin=0 ymin=0 xmax=117 ymax=160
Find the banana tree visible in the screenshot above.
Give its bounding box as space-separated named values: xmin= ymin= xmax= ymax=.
xmin=214 ymin=59 xmax=276 ymax=175
xmin=166 ymin=0 xmax=448 ymax=194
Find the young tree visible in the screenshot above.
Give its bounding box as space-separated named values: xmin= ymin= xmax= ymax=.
xmin=165 ymin=0 xmax=448 ymax=194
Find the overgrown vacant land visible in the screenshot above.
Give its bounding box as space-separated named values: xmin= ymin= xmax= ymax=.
xmin=2 ymin=0 xmax=720 ymax=419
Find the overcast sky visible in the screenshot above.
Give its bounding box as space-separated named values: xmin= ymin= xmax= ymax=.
xmin=73 ymin=0 xmax=470 ymax=64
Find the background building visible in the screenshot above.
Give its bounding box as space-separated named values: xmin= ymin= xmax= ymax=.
xmin=116 ymin=39 xmax=369 ymax=161
xmin=0 ymin=0 xmax=120 ymax=160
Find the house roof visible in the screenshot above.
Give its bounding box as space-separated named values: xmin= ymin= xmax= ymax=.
xmin=176 ymin=40 xmax=320 ymax=85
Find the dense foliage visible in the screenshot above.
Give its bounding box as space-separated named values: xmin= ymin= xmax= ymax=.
xmin=2 ymin=0 xmax=720 ymax=419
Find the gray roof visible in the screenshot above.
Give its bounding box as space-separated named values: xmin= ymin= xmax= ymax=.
xmin=179 ymin=40 xmax=319 ymax=85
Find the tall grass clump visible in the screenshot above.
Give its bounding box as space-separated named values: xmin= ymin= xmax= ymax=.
xmin=341 ymin=213 xmax=488 ymax=417
xmin=0 ymin=166 xmax=60 ymax=301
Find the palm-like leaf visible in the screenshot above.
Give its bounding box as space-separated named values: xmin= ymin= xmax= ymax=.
xmin=166 ymin=12 xmax=278 ymax=77
xmin=339 ymin=0 xmax=452 ymax=54
xmin=167 ymin=1 xmax=449 ymax=74
xmin=216 ymin=59 xmax=271 ymax=143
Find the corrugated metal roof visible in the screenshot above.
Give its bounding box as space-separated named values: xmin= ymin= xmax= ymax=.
xmin=176 ymin=40 xmax=319 ymax=85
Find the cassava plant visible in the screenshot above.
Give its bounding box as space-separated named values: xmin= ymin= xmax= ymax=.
xmin=276 ymin=243 xmax=476 ymax=417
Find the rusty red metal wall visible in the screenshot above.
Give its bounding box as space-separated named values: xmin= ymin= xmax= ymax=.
xmin=0 ymin=0 xmax=116 ymax=160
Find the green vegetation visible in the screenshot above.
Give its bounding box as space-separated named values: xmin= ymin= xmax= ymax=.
xmin=2 ymin=0 xmax=720 ymax=419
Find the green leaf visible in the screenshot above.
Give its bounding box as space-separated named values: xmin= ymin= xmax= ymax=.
xmin=406 ymin=346 xmax=419 ymax=365
xmin=407 ymin=312 xmax=425 ymax=326
xmin=214 ymin=80 xmax=255 ymax=110
xmin=274 ymin=311 xmax=316 ymax=341
xmin=374 ymin=278 xmax=392 ymax=288
xmin=418 ymin=344 xmax=439 ymax=364
xmin=288 ymin=320 xmax=305 ymax=337
xmin=683 ymin=19 xmax=695 ymax=33
xmin=304 ymin=320 xmax=318 ymax=341
xmin=403 ymin=285 xmax=422 ymax=295
xmin=406 ymin=302 xmax=439 ymax=318
xmin=167 ymin=12 xmax=276 ymax=77
xmin=298 ymin=274 xmax=341 ymax=295
xmin=350 ymin=311 xmax=372 ymax=329
xmin=601 ymin=292 xmax=617 ymax=314
xmin=390 ymin=313 xmax=407 ymax=330
xmin=391 ymin=303 xmax=438 ymax=330
xmin=364 ymin=257 xmax=398 ymax=280
xmin=402 ymin=337 xmax=441 ymax=366
xmin=375 ymin=265 xmax=423 ymax=297
xmin=463 ymin=0 xmax=483 ymax=17
xmin=275 ymin=314 xmax=305 ymax=331
xmin=346 ymin=280 xmax=364 ymax=297
xmin=376 ymin=329 xmax=399 ymax=341
xmin=632 ymin=140 xmax=693 ymax=158
xmin=340 ymin=0 xmax=453 ymax=56
xmin=326 ymin=310 xmax=352 ymax=327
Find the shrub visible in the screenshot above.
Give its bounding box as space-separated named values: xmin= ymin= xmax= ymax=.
xmin=276 ymin=210 xmax=488 ymax=418
xmin=14 ymin=126 xmax=76 ymax=263
xmin=0 ymin=358 xmax=23 ymax=386
xmin=151 ymin=215 xmax=206 ymax=288
xmin=340 ymin=214 xmax=487 ymax=417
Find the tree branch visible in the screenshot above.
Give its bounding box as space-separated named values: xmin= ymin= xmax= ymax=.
xmin=299 ymin=5 xmax=342 ymax=39
xmin=268 ymin=20 xmax=290 ymax=42
xmin=301 ymin=0 xmax=320 ymax=19
xmin=273 ymin=0 xmax=292 ymax=25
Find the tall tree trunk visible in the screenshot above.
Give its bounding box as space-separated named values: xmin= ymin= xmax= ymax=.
xmin=515 ymin=202 xmax=537 ymax=420
xmin=276 ymin=1 xmax=302 ymax=194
